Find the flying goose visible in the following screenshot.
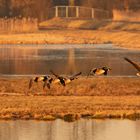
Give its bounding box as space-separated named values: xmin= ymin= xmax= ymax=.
xmin=50 ymin=70 xmax=82 ymax=86
xmin=50 ymin=70 xmax=66 ymax=86
xmin=64 ymin=71 xmax=82 ymax=84
xmin=124 ymin=57 xmax=140 ymax=76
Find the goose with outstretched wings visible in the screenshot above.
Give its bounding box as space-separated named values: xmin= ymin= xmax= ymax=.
xmin=50 ymin=70 xmax=82 ymax=86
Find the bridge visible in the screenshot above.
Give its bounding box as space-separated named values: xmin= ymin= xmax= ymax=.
xmin=48 ymin=6 xmax=110 ymax=19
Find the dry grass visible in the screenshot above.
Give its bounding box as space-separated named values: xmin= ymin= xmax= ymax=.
xmin=39 ymin=18 xmax=140 ymax=49
xmin=0 ymin=18 xmax=38 ymax=33
xmin=113 ymin=10 xmax=140 ymax=22
xmin=39 ymin=18 xmax=140 ymax=31
xmin=0 ymin=95 xmax=140 ymax=121
xmin=0 ymin=29 xmax=139 ymax=49
xmin=0 ymin=77 xmax=139 ymax=121
xmin=0 ymin=77 xmax=139 ymax=96
xmin=0 ymin=18 xmax=139 ymax=49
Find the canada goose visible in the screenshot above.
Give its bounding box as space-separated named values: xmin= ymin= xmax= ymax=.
xmin=65 ymin=72 xmax=82 ymax=84
xmin=50 ymin=70 xmax=66 ymax=86
xmin=29 ymin=75 xmax=53 ymax=89
xmin=87 ymin=66 xmax=111 ymax=77
xmin=50 ymin=70 xmax=82 ymax=86
xmin=124 ymin=57 xmax=140 ymax=76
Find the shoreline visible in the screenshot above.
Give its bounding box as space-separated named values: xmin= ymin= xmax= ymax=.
xmin=0 ymin=95 xmax=140 ymax=122
xmin=0 ymin=30 xmax=139 ymax=49
xmin=0 ymin=77 xmax=140 ymax=96
xmin=0 ymin=20 xmax=139 ymax=121
xmin=0 ymin=77 xmax=139 ymax=121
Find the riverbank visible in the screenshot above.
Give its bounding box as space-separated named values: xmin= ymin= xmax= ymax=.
xmin=0 ymin=77 xmax=140 ymax=96
xmin=0 ymin=18 xmax=140 ymax=49
xmin=0 ymin=77 xmax=140 ymax=121
xmin=0 ymin=30 xmax=139 ymax=49
xmin=0 ymin=96 xmax=140 ymax=121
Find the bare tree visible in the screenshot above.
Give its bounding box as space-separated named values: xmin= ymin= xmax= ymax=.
xmin=69 ymin=0 xmax=75 ymax=6
xmin=10 ymin=0 xmax=53 ymax=20
xmin=124 ymin=0 xmax=130 ymax=11
xmin=0 ymin=0 xmax=11 ymax=17
xmin=0 ymin=0 xmax=139 ymax=18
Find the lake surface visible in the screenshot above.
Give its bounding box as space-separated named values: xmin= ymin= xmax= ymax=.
xmin=0 ymin=119 xmax=140 ymax=140
xmin=0 ymin=44 xmax=140 ymax=76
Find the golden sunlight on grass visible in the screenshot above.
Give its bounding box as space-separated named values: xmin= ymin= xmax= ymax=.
xmin=0 ymin=77 xmax=139 ymax=121
xmin=0 ymin=77 xmax=139 ymax=96
xmin=0 ymin=96 xmax=140 ymax=121
xmin=113 ymin=10 xmax=140 ymax=21
xmin=39 ymin=18 xmax=140 ymax=30
xmin=0 ymin=18 xmax=139 ymax=49
xmin=0 ymin=29 xmax=139 ymax=49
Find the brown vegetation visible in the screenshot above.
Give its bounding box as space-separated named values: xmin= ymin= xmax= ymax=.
xmin=39 ymin=18 xmax=140 ymax=30
xmin=0 ymin=95 xmax=140 ymax=121
xmin=0 ymin=77 xmax=140 ymax=96
xmin=0 ymin=0 xmax=53 ymax=21
xmin=0 ymin=17 xmax=38 ymax=33
xmin=0 ymin=77 xmax=139 ymax=121
xmin=0 ymin=26 xmax=139 ymax=49
xmin=113 ymin=10 xmax=140 ymax=21
xmin=0 ymin=0 xmax=139 ymax=20
xmin=39 ymin=18 xmax=140 ymax=49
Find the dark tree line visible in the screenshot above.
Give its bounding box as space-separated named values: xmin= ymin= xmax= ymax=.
xmin=0 ymin=0 xmax=139 ymax=20
xmin=80 ymin=0 xmax=140 ymax=11
xmin=0 ymin=0 xmax=53 ymax=21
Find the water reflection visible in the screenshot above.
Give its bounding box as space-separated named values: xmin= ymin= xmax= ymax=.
xmin=0 ymin=44 xmax=139 ymax=76
xmin=66 ymin=48 xmax=76 ymax=74
xmin=0 ymin=119 xmax=140 ymax=140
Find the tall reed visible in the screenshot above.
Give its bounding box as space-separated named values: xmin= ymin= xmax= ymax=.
xmin=0 ymin=17 xmax=38 ymax=33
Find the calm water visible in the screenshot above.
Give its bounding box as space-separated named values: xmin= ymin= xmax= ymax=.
xmin=0 ymin=119 xmax=140 ymax=140
xmin=0 ymin=44 xmax=140 ymax=76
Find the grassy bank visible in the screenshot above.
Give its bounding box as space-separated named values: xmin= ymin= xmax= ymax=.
xmin=0 ymin=30 xmax=139 ymax=49
xmin=0 ymin=77 xmax=140 ymax=121
xmin=0 ymin=19 xmax=139 ymax=49
xmin=39 ymin=18 xmax=140 ymax=31
xmin=0 ymin=96 xmax=140 ymax=121
xmin=0 ymin=77 xmax=139 ymax=96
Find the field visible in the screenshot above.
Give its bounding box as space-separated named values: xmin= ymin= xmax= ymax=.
xmin=0 ymin=18 xmax=140 ymax=121
xmin=0 ymin=19 xmax=139 ymax=49
xmin=0 ymin=77 xmax=140 ymax=121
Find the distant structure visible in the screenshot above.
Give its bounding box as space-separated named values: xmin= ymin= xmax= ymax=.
xmin=48 ymin=6 xmax=110 ymax=19
xmin=48 ymin=0 xmax=110 ymax=19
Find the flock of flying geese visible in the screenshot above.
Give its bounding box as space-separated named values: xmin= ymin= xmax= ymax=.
xmin=29 ymin=57 xmax=140 ymax=90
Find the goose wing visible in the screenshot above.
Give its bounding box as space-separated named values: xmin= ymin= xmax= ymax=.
xmin=124 ymin=57 xmax=140 ymax=71
xmin=70 ymin=72 xmax=82 ymax=80
xmin=87 ymin=68 xmax=96 ymax=77
xmin=50 ymin=70 xmax=66 ymax=86
xmin=50 ymin=70 xmax=59 ymax=78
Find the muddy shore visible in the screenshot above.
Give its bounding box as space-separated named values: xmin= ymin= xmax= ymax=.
xmin=0 ymin=77 xmax=140 ymax=121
